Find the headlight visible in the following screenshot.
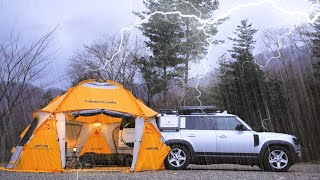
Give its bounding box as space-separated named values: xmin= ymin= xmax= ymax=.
xmin=293 ymin=137 xmax=299 ymax=145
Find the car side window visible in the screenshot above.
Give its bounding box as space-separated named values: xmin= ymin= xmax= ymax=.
xmin=185 ymin=116 xmax=216 ymax=130
xmin=215 ymin=116 xmax=244 ymax=130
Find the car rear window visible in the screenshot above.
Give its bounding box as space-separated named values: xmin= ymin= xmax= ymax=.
xmin=185 ymin=116 xmax=216 ymax=130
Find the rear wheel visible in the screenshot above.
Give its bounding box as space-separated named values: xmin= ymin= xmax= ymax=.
xmin=164 ymin=144 xmax=190 ymax=170
xmin=263 ymin=145 xmax=292 ymax=172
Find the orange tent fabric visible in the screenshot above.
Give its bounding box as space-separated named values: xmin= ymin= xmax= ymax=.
xmin=41 ymin=80 xmax=157 ymax=117
xmin=14 ymin=118 xmax=62 ymax=172
xmin=134 ymin=122 xmax=171 ymax=171
xmin=136 ymin=99 xmax=157 ymax=118
xmin=74 ymin=114 xmax=122 ymax=124
xmin=79 ymin=128 xmax=112 ymax=156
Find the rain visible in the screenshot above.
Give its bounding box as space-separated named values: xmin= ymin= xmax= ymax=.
xmin=0 ymin=0 xmax=320 ymax=179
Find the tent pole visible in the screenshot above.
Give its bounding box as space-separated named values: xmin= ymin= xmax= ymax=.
xmin=130 ymin=117 xmax=144 ymax=171
xmin=56 ymin=113 xmax=66 ymax=169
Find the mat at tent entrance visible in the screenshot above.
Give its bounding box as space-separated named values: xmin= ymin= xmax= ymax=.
xmin=66 ymin=166 xmax=130 ymax=173
xmin=0 ymin=166 xmax=130 ymax=173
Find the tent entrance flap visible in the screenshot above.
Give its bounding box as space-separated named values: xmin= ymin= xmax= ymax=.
xmin=14 ymin=117 xmax=62 ymax=172
xmin=7 ymin=117 xmax=39 ymax=169
xmin=134 ymin=122 xmax=171 ymax=171
xmin=79 ymin=128 xmax=112 ymax=156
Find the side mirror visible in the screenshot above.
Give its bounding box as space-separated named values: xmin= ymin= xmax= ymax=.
xmin=235 ymin=124 xmax=244 ymax=131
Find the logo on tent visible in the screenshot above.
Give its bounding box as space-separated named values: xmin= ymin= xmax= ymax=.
xmin=145 ymin=147 xmax=159 ymax=150
xmin=84 ymin=100 xmax=116 ymax=104
xmin=33 ymin=144 xmax=49 ymax=149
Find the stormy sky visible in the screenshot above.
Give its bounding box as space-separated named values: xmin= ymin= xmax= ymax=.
xmin=0 ymin=0 xmax=315 ymax=89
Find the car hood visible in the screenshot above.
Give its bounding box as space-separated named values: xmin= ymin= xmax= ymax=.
xmin=255 ymin=131 xmax=295 ymax=139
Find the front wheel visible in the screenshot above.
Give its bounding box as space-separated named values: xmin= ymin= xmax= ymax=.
xmin=164 ymin=144 xmax=190 ymax=170
xmin=263 ymin=145 xmax=292 ymax=172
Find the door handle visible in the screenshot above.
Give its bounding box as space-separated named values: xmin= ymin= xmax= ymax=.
xmin=188 ymin=134 xmax=196 ymax=137
xmin=219 ymin=135 xmax=227 ymax=138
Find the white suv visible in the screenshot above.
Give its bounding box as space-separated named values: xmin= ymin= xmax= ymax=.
xmin=121 ymin=106 xmax=301 ymax=172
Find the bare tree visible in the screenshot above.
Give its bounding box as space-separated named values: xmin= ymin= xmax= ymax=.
xmin=68 ymin=34 xmax=145 ymax=91
xmin=0 ymin=29 xmax=55 ymax=162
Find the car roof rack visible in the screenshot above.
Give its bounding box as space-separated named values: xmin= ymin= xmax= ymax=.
xmin=159 ymin=109 xmax=177 ymax=115
xmin=216 ymin=108 xmax=224 ymax=113
xmin=178 ymin=106 xmax=218 ymax=115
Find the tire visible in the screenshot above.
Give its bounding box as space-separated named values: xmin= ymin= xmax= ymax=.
xmin=262 ymin=145 xmax=292 ymax=172
xmin=164 ymin=144 xmax=190 ymax=170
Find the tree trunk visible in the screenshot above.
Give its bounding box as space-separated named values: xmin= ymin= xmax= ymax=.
xmin=163 ymin=64 xmax=167 ymax=107
xmin=183 ymin=24 xmax=190 ymax=105
xmin=1 ymin=135 xmax=5 ymax=163
xmin=183 ymin=55 xmax=189 ymax=105
xmin=0 ymin=115 xmax=6 ymax=163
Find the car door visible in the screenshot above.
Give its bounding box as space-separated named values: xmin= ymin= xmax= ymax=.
xmin=180 ymin=116 xmax=217 ymax=153
xmin=215 ymin=116 xmax=255 ymax=154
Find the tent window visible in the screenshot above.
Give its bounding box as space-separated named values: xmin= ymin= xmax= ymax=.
xmin=18 ymin=117 xmax=38 ymax=146
xmin=82 ymin=82 xmax=120 ymax=89
xmin=72 ymin=109 xmax=133 ymax=119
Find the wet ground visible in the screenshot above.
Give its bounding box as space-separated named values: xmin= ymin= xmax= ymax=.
xmin=1 ymin=163 xmax=319 ymax=180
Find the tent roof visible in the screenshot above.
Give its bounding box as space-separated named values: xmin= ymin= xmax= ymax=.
xmin=41 ymin=79 xmax=157 ymax=118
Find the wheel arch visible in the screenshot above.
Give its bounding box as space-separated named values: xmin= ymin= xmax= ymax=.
xmin=260 ymin=140 xmax=294 ymax=153
xmin=259 ymin=140 xmax=296 ymax=162
xmin=165 ymin=139 xmax=195 ymax=155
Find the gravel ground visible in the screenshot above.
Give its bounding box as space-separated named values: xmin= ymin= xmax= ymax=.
xmin=1 ymin=163 xmax=320 ymax=180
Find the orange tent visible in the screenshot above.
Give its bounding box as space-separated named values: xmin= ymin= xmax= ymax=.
xmin=7 ymin=79 xmax=170 ymax=172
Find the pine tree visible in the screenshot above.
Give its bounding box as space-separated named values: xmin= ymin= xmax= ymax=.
xmin=135 ymin=0 xmax=183 ymax=104
xmin=215 ymin=54 xmax=239 ymax=115
xmin=173 ymin=0 xmax=220 ymax=96
xmin=133 ymin=56 xmax=164 ymax=107
xmin=136 ymin=0 xmax=221 ymax=105
xmin=220 ymin=19 xmax=268 ymax=127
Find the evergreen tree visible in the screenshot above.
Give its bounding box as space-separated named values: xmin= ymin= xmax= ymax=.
xmin=136 ymin=0 xmax=221 ymax=105
xmin=134 ymin=56 xmax=164 ymax=107
xmin=135 ymin=1 xmax=183 ymax=104
xmin=219 ymin=19 xmax=268 ymax=127
xmin=173 ymin=0 xmax=220 ymax=94
xmin=215 ymin=54 xmax=239 ymax=114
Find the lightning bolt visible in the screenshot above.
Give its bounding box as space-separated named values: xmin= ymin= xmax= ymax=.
xmin=81 ymin=0 xmax=319 ymax=131
xmin=86 ymin=0 xmax=319 ymax=73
